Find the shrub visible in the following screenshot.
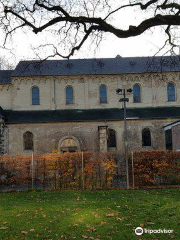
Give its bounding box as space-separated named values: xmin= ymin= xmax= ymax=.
xmin=132 ymin=150 xmax=180 ymax=186
xmin=0 ymin=152 xmax=118 ymax=190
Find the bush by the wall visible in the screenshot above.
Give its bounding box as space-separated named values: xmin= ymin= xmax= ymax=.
xmin=0 ymin=152 xmax=117 ymax=190
xmin=132 ymin=150 xmax=180 ymax=186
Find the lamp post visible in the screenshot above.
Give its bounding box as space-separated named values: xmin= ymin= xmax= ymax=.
xmin=116 ymin=88 xmax=133 ymax=189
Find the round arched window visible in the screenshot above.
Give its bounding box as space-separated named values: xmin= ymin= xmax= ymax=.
xmin=133 ymin=84 xmax=141 ymax=103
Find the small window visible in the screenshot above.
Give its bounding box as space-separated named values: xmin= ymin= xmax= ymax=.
xmin=142 ymin=128 xmax=151 ymax=147
xmin=133 ymin=84 xmax=141 ymax=103
xmin=107 ymin=129 xmax=116 ymax=148
xmin=24 ymin=132 xmax=33 ymax=150
xmin=99 ymin=85 xmax=107 ymax=104
xmin=32 ymin=87 xmax=40 ymax=105
xmin=167 ymin=83 xmax=175 ymax=102
xmin=66 ymin=86 xmax=74 ymax=104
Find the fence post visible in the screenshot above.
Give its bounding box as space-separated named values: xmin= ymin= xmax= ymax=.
xmin=132 ymin=151 xmax=135 ymax=189
xmin=82 ymin=152 xmax=85 ymax=190
xmin=31 ymin=153 xmax=34 ymax=190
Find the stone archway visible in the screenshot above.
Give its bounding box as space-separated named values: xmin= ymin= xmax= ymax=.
xmin=58 ymin=136 xmax=81 ymax=153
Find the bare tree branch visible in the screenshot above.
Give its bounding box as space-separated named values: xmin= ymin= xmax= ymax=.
xmin=1 ymin=0 xmax=180 ymax=58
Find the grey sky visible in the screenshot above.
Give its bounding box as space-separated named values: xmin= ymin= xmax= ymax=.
xmin=0 ymin=0 xmax=179 ymax=66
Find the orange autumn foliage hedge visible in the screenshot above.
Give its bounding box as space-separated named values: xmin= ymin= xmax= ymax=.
xmin=0 ymin=152 xmax=117 ymax=190
xmin=132 ymin=150 xmax=180 ymax=186
xmin=1 ymin=150 xmax=179 ymax=190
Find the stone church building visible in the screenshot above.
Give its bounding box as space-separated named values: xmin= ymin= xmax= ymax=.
xmin=0 ymin=56 xmax=180 ymax=156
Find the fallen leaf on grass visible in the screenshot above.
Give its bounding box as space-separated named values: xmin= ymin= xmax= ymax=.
xmin=73 ymin=224 xmax=78 ymax=227
xmin=0 ymin=227 xmax=8 ymax=230
xmin=86 ymin=227 xmax=96 ymax=233
xmin=105 ymin=213 xmax=119 ymax=217
xmin=82 ymin=235 xmax=88 ymax=239
xmin=100 ymin=221 xmax=106 ymax=225
xmin=21 ymin=231 xmax=28 ymax=234
xmin=16 ymin=214 xmax=22 ymax=217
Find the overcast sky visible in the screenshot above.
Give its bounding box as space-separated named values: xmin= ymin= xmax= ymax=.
xmin=0 ymin=1 xmax=179 ymax=66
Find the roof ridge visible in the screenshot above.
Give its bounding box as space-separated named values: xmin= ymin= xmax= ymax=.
xmin=16 ymin=55 xmax=178 ymax=62
xmin=12 ymin=55 xmax=180 ymax=77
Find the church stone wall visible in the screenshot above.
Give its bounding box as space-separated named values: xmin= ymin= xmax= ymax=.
xmin=11 ymin=78 xmax=53 ymax=110
xmin=0 ymin=71 xmax=180 ymax=155
xmin=7 ymin=122 xmax=100 ymax=155
xmin=7 ymin=72 xmax=180 ymax=111
xmin=6 ymin=118 xmax=176 ymax=156
xmin=0 ymin=85 xmax=12 ymax=110
xmin=172 ymin=125 xmax=180 ymax=151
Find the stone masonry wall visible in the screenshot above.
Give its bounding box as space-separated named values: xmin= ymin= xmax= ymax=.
xmin=172 ymin=124 xmax=180 ymax=150
xmin=6 ymin=118 xmax=176 ymax=156
xmin=0 ymin=71 xmax=178 ymax=111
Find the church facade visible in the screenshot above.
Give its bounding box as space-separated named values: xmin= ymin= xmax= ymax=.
xmin=0 ymin=56 xmax=180 ymax=156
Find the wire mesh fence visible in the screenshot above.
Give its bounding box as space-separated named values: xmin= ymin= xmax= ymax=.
xmin=1 ymin=150 xmax=179 ymax=192
xmin=0 ymin=152 xmax=126 ymax=192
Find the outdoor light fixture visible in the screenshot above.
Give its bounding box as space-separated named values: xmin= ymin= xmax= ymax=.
xmin=127 ymin=88 xmax=133 ymax=93
xmin=116 ymin=88 xmax=133 ymax=95
xmin=116 ymin=88 xmax=122 ymax=94
xmin=116 ymin=87 xmax=133 ymax=189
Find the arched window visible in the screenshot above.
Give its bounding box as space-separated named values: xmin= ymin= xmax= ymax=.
xmin=107 ymin=129 xmax=116 ymax=148
xmin=133 ymin=84 xmax=141 ymax=103
xmin=167 ymin=82 xmax=175 ymax=102
xmin=66 ymin=86 xmax=74 ymax=104
xmin=142 ymin=128 xmax=151 ymax=147
xmin=24 ymin=132 xmax=33 ymax=150
xmin=32 ymin=87 xmax=40 ymax=105
xmin=99 ymin=85 xmax=107 ymax=104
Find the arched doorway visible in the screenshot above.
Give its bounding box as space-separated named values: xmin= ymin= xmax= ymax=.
xmin=58 ymin=136 xmax=80 ymax=153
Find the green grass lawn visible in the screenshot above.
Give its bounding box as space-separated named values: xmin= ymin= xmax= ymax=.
xmin=0 ymin=189 xmax=179 ymax=240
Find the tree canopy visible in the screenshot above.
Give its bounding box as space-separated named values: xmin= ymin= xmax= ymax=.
xmin=0 ymin=56 xmax=14 ymax=70
xmin=1 ymin=0 xmax=180 ymax=59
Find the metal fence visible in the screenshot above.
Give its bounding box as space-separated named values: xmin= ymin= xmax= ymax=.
xmin=1 ymin=150 xmax=179 ymax=192
xmin=0 ymin=152 xmax=127 ymax=192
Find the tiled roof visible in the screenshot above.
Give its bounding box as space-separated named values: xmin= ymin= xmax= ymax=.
xmin=3 ymin=107 xmax=180 ymax=124
xmin=0 ymin=70 xmax=13 ymax=84
xmin=12 ymin=56 xmax=180 ymax=77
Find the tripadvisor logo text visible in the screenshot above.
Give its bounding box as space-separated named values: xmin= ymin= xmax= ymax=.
xmin=135 ymin=227 xmax=173 ymax=235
